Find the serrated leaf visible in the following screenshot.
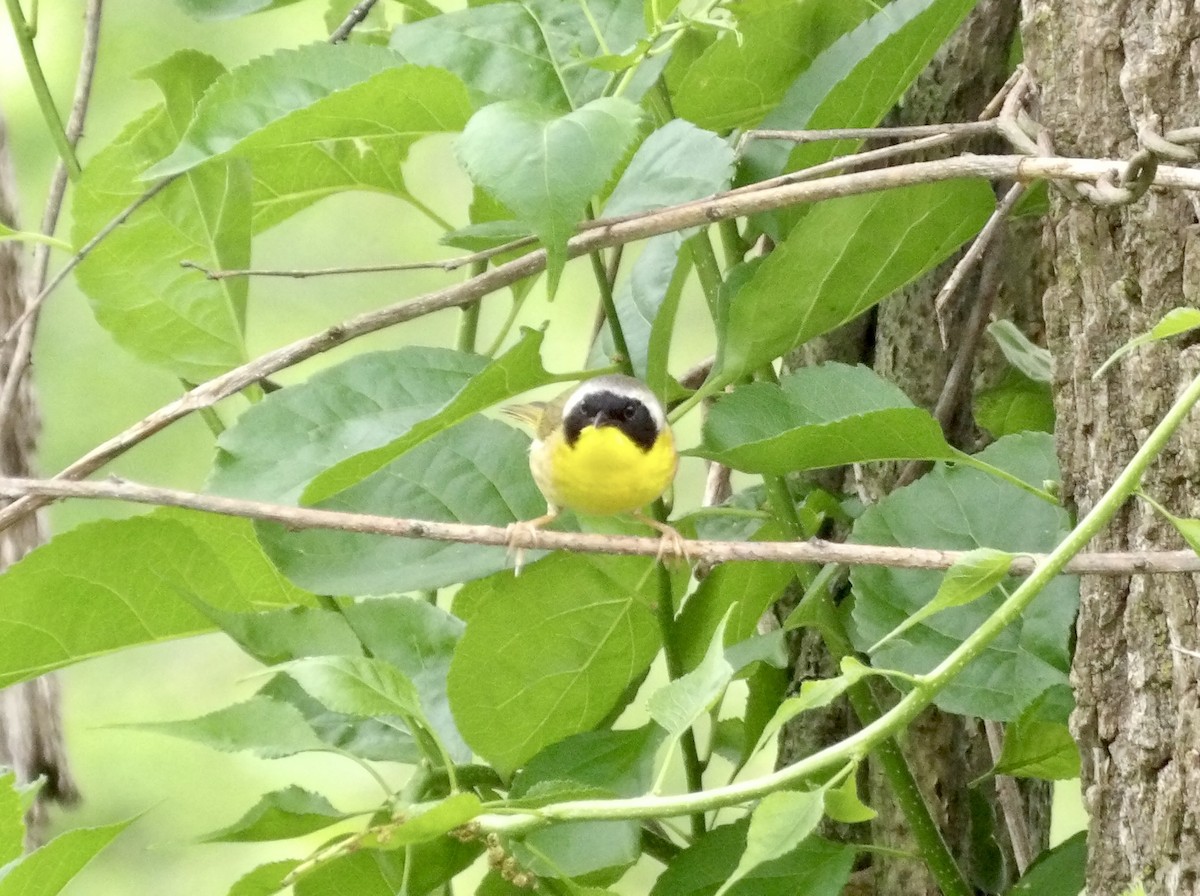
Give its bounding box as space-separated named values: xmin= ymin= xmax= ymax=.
xmin=741 ymin=0 xmax=980 ymax=183
xmin=512 ymin=726 xmax=664 ymax=800
xmin=364 ymin=793 xmax=482 ymax=849
xmin=303 ymin=329 xmax=554 ymax=502
xmin=974 ymin=369 xmax=1056 ymax=438
xmin=228 ymin=860 xmax=299 ymax=896
xmin=0 ymin=819 xmax=132 ymax=896
xmin=126 ymin=696 xmax=326 ymax=758
xmin=749 ymin=657 xmax=871 ymax=760
xmin=72 ymin=51 xmax=250 ymax=381
xmin=713 ymin=181 xmax=994 ymax=383
xmin=279 ymin=656 xmax=424 ymax=722
xmin=205 ymin=786 xmax=350 ymax=842
xmin=190 ymin=604 xmax=363 ymax=667
xmin=649 ymin=611 xmax=736 ymax=739
xmin=696 ymin=364 xmax=958 ymax=473
xmin=992 ymin=685 xmax=1080 ymax=780
xmin=823 ymin=772 xmax=876 ymax=824
xmin=715 ymin=790 xmax=827 ymax=896
xmin=0 ymin=773 xmax=22 ymax=867
xmin=448 ymin=553 xmax=662 ymax=775
xmin=255 ymin=416 xmax=545 ymax=595
xmin=0 ymin=511 xmax=309 ymax=690
xmin=847 ymin=434 xmax=1077 ymax=720
xmin=1007 ymin=832 xmax=1087 ymax=896
xmin=456 ymin=97 xmax=643 ymax=295
xmin=603 ymin=120 xmax=735 ymax=218
xmin=870 ymin=548 xmax=1015 ymax=653
xmin=987 ymin=320 xmax=1052 ymax=383
xmin=1095 ymin=306 xmax=1200 ymax=377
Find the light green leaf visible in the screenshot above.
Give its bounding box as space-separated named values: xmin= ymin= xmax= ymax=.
xmin=125 ymin=696 xmax=326 ymax=759
xmin=175 ymin=0 xmax=304 ymax=20
xmin=603 ymin=119 xmax=735 ymax=219
xmin=992 ymin=685 xmax=1080 ymax=780
xmin=456 ymin=97 xmax=644 ymax=295
xmin=714 ymin=180 xmax=994 ymax=383
xmin=255 ymin=416 xmax=545 ymax=595
xmin=848 ymin=434 xmax=1076 ymax=720
xmin=303 ymin=329 xmax=554 ymax=503
xmin=987 ymin=320 xmax=1052 ymax=383
xmin=0 ymin=819 xmax=132 ymax=896
xmin=279 ymin=655 xmax=424 ymax=721
xmin=228 ymin=861 xmax=299 ymax=896
xmin=363 ymin=793 xmax=483 ymax=849
xmin=0 ymin=222 xmax=70 ymax=252
xmin=648 ymin=611 xmax=736 ymax=739
xmin=823 ymin=772 xmax=876 ymax=824
xmin=870 ymin=548 xmax=1015 ymax=653
xmin=696 ymin=364 xmax=958 ymax=473
xmin=1006 ymin=832 xmax=1087 ymax=896
xmin=448 ymin=553 xmax=662 ymax=775
xmin=188 ymin=604 xmax=363 ymax=667
xmin=204 ymin=786 xmax=350 ymax=842
xmin=0 ymin=510 xmax=310 ymax=690
xmin=72 ymin=51 xmax=250 ymax=382
xmin=974 ymin=369 xmax=1056 ymax=438
xmin=749 ymin=657 xmax=871 ymax=761
xmin=715 ymin=790 xmax=826 ymax=896
xmin=1094 ymin=306 xmax=1200 ymax=378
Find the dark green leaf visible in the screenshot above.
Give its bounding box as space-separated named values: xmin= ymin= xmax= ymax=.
xmin=512 ymin=726 xmax=664 ymax=800
xmin=0 ymin=820 xmax=132 ymax=896
xmin=992 ymin=685 xmax=1080 ymax=780
xmin=204 ymin=786 xmax=350 ymax=842
xmin=974 ymin=369 xmax=1056 ymax=438
xmin=714 ymin=181 xmax=994 ymax=383
xmin=456 ymin=97 xmax=643 ymax=295
xmin=1006 ymin=832 xmax=1086 ymax=896
xmin=847 ymin=434 xmax=1077 ymax=720
xmin=125 ymin=696 xmax=326 ymax=758
xmin=696 ymin=364 xmax=958 ymax=473
xmin=448 ymin=553 xmax=662 ymax=775
xmin=192 ymin=604 xmax=363 ymax=667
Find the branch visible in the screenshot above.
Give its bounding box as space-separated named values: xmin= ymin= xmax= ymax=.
xmin=2 ymin=152 xmax=1198 ymax=535
xmin=0 ymin=475 xmax=1197 ymax=576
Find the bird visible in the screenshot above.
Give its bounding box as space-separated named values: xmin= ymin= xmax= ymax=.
xmin=502 ymin=374 xmax=683 ymax=570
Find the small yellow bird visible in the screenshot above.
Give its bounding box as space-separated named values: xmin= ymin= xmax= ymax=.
xmin=503 ymin=374 xmax=682 ymax=564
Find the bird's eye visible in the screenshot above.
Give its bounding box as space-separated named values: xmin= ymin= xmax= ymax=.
xmin=622 ymin=402 xmax=636 ymax=420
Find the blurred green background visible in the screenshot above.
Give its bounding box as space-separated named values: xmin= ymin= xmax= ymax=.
xmin=1 ymin=2 xmax=1083 ymax=893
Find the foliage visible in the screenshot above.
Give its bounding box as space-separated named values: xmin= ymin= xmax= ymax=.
xmin=1 ymin=0 xmax=1127 ymax=893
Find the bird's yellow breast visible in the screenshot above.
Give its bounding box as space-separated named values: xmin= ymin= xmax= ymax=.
xmin=531 ymin=424 xmax=676 ymax=516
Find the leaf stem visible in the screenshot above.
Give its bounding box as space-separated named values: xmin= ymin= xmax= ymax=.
xmin=457 ymin=261 xmax=486 ymax=353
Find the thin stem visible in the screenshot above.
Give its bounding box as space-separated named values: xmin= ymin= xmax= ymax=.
xmin=457 ymin=261 xmax=486 ymax=353
xmin=587 ymin=238 xmax=633 ymax=374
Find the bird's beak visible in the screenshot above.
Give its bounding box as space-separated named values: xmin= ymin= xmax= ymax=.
xmin=592 ymin=411 xmax=611 ymax=428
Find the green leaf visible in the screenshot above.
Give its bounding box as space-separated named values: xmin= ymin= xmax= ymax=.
xmin=0 ymin=773 xmax=22 ymax=867
xmin=191 ymin=604 xmax=363 ymax=667
xmin=279 ymin=655 xmax=424 ymax=722
xmin=1006 ymin=832 xmax=1086 ymax=896
xmin=72 ymin=51 xmax=250 ymax=381
xmin=992 ymin=685 xmax=1080 ymax=780
xmin=1094 ymin=306 xmax=1200 ymax=378
xmin=748 ymin=657 xmax=872 ymax=760
xmin=648 ymin=611 xmax=736 ymax=739
xmin=870 ymin=548 xmax=1015 ymax=653
xmin=125 ymin=696 xmax=326 ymax=758
xmin=363 ymin=793 xmax=483 ymax=849
xmin=175 ymin=0 xmax=304 ymax=20
xmin=0 ymin=819 xmax=132 ymax=896
xmin=302 ymin=330 xmax=554 ymax=503
xmin=715 ymin=790 xmax=826 ymax=896
xmin=603 ymin=120 xmax=735 ymax=218
xmin=696 ymin=364 xmax=958 ymax=473
xmin=0 ymin=511 xmax=309 ymax=689
xmin=294 ymin=840 xmax=481 ymax=896
xmin=673 ymin=0 xmax=874 ymax=132
xmin=987 ymin=320 xmax=1052 ymax=383
xmin=847 ymin=433 xmax=1077 ymax=720
xmin=228 ymin=861 xmax=299 ymax=896
xmin=823 ymin=772 xmax=875 ymax=824
xmin=0 ymin=222 xmax=70 ymax=251
xmin=713 ymin=180 xmax=994 ymax=383
xmin=448 ymin=553 xmax=662 ymax=775
xmin=390 ymin=0 xmax=654 ymax=111
xmin=650 ymin=819 xmax=853 ymax=896
xmin=974 ymin=369 xmax=1056 ymax=438
xmin=741 ymin=0 xmax=981 ymax=183
xmin=456 ymin=97 xmax=643 ymax=295
xmin=204 ymin=786 xmax=350 ymax=842
xmin=255 ymin=416 xmax=545 ymax=595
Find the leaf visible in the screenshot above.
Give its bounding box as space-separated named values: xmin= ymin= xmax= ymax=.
xmin=1006 ymin=831 xmax=1087 ymax=896
xmin=279 ymin=656 xmax=424 ymax=722
xmin=456 ymin=97 xmax=643 ymax=295
xmin=204 ymin=786 xmax=350 ymax=842
xmin=364 ymin=793 xmax=483 ymax=849
xmin=448 ymin=553 xmax=662 ymax=775
xmin=713 ymin=180 xmax=994 ymax=384
xmin=648 ymin=611 xmax=736 ymax=739
xmin=974 ymin=369 xmax=1056 ymax=438
xmin=0 ymin=773 xmax=22 ymax=867
xmin=176 ymin=0 xmax=305 ymax=20
xmin=72 ymin=51 xmax=250 ymax=381
xmin=0 ymin=511 xmax=309 ymax=690
xmin=740 ymin=0 xmax=981 ymax=184
xmin=869 ymin=548 xmax=1015 ymax=653
xmin=603 ymin=120 xmax=735 ymax=218
xmin=847 ymin=433 xmax=1077 ymax=720
xmin=0 ymin=819 xmax=132 ymax=896
xmin=0 ymin=222 xmax=70 ymax=251
xmin=823 ymin=772 xmax=875 ymax=824
xmin=992 ymin=685 xmax=1080 ymax=780
xmin=255 ymin=416 xmax=545 ymax=595
xmin=125 ymin=696 xmax=326 ymax=758
xmin=749 ymin=657 xmax=872 ymax=760
xmin=191 ymin=604 xmax=363 ymax=667
xmin=673 ymin=0 xmax=875 ymax=132
xmin=649 ymin=819 xmax=853 ymax=896
xmin=293 ymin=840 xmax=480 ymax=896
xmin=1094 ymin=306 xmax=1200 ymax=378
xmin=696 ymin=364 xmax=959 ymax=473
xmin=715 ymin=790 xmax=826 ymax=896
xmin=390 ymin=0 xmax=655 ymax=111
xmin=228 ymin=861 xmax=299 ymax=896
xmin=303 ymin=329 xmax=554 ymax=502
xmin=987 ymin=320 xmax=1052 ymax=383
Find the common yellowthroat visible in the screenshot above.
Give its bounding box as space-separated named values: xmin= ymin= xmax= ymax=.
xmin=504 ymin=374 xmax=682 ymax=566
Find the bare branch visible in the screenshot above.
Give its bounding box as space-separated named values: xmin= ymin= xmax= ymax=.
xmin=0 ymin=475 xmax=1197 ymax=577
xmin=330 ymin=0 xmax=381 ymax=43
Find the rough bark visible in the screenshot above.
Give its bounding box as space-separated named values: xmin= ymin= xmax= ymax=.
xmin=777 ymin=2 xmax=1052 ymax=893
xmin=0 ymin=113 xmax=78 ymax=846
xmin=1023 ymin=3 xmax=1200 ymax=893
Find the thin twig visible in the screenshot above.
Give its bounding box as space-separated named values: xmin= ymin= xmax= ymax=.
xmin=983 ymin=720 xmax=1034 ymax=875
xmin=1 ymin=152 xmax=1197 ymax=532
xmin=329 ymin=0 xmax=381 ymax=42
xmin=737 ymin=121 xmax=999 ymax=153
xmin=0 ymin=474 xmax=1197 ymax=576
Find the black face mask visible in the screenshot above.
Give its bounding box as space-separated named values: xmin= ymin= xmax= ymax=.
xmin=563 ymin=391 xmax=658 ymax=452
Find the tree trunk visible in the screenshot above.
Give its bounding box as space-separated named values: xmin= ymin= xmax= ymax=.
xmin=0 ymin=112 xmax=78 ymax=846
xmin=1023 ymin=4 xmax=1200 ymax=893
